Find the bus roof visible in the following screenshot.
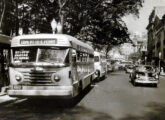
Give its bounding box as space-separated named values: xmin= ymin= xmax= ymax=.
xmin=11 ymin=34 xmax=94 ymax=54
xmin=0 ymin=34 xmax=11 ymax=44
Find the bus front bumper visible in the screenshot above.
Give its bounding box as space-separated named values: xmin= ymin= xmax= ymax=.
xmin=7 ymin=85 xmax=73 ymax=98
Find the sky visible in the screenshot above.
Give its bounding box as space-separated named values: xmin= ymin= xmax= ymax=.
xmin=122 ymin=0 xmax=165 ymax=34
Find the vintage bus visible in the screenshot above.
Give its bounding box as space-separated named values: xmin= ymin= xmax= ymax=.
xmin=94 ymin=51 xmax=107 ymax=80
xmin=0 ymin=34 xmax=11 ymax=91
xmin=7 ymin=34 xmax=95 ymax=98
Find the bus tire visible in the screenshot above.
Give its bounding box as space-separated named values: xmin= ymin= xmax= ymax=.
xmin=133 ymin=81 xmax=137 ymax=86
xmin=90 ymin=76 xmax=93 ymax=84
xmin=90 ymin=76 xmax=94 ymax=87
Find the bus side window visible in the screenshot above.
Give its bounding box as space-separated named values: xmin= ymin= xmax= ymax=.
xmin=77 ymin=51 xmax=80 ymax=62
xmin=89 ymin=54 xmax=94 ymax=62
xmin=65 ymin=51 xmax=70 ymax=64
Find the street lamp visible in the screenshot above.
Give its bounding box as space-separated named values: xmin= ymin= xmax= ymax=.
xmin=57 ymin=22 xmax=62 ymax=34
xmin=51 ymin=19 xmax=57 ymax=34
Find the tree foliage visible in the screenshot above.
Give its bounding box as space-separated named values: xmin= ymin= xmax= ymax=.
xmin=0 ymin=0 xmax=144 ymax=48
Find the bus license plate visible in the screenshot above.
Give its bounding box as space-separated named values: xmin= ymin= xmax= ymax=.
xmin=13 ymin=85 xmax=22 ymax=90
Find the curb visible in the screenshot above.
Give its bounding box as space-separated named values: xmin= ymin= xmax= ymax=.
xmin=0 ymin=93 xmax=7 ymax=96
xmin=160 ymin=75 xmax=165 ymax=77
xmin=0 ymin=95 xmax=17 ymax=104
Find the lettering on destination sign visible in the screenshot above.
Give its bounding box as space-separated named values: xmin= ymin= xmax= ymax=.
xmin=20 ymin=39 xmax=57 ymax=45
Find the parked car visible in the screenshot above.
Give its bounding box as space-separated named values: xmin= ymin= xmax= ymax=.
xmin=118 ymin=61 xmax=133 ymax=70
xmin=106 ymin=59 xmax=113 ymax=72
xmin=94 ymin=51 xmax=107 ymax=80
xmin=130 ymin=65 xmax=159 ymax=87
xmin=111 ymin=60 xmax=120 ymax=71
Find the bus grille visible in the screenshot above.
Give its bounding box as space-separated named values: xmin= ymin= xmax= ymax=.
xmin=22 ymin=71 xmax=54 ymax=85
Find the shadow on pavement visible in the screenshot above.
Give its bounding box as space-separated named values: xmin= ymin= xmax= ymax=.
xmin=27 ymin=85 xmax=94 ymax=108
xmin=0 ymin=86 xmax=114 ymax=120
xmin=109 ymin=70 xmax=125 ymax=76
xmin=0 ymin=92 xmax=165 ymax=120
xmin=120 ymin=102 xmax=165 ymax=120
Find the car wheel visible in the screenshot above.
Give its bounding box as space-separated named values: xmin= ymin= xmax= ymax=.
xmin=133 ymin=81 xmax=137 ymax=86
xmin=154 ymin=84 xmax=158 ymax=88
xmin=129 ymin=74 xmax=131 ymax=78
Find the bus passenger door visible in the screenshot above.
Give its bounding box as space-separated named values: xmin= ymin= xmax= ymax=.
xmin=0 ymin=49 xmax=10 ymax=90
xmin=71 ymin=49 xmax=78 ymax=83
xmin=71 ymin=49 xmax=80 ymax=96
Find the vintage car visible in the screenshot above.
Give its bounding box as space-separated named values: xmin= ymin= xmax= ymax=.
xmin=118 ymin=61 xmax=133 ymax=70
xmin=130 ymin=65 xmax=159 ymax=87
xmin=106 ymin=59 xmax=113 ymax=72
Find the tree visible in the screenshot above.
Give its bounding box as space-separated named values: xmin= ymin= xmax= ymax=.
xmin=65 ymin=0 xmax=143 ymax=52
xmin=0 ymin=0 xmax=144 ymax=48
xmin=0 ymin=0 xmax=6 ymax=32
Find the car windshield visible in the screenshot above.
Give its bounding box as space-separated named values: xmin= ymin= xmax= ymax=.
xmin=136 ymin=66 xmax=153 ymax=71
xmin=137 ymin=72 xmax=145 ymax=76
xmin=148 ymin=72 xmax=155 ymax=77
xmin=12 ymin=47 xmax=69 ymax=64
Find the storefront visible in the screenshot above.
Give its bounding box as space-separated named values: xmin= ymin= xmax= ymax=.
xmin=0 ymin=34 xmax=11 ymax=91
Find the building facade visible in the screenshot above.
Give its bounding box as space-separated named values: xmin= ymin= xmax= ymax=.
xmin=146 ymin=6 xmax=165 ymax=67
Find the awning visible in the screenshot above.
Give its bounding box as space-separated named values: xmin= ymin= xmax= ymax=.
xmin=0 ymin=34 xmax=11 ymax=45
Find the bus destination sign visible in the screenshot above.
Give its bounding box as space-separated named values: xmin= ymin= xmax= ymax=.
xmin=20 ymin=39 xmax=57 ymax=45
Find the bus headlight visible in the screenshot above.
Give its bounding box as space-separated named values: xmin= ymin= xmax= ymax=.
xmin=15 ymin=74 xmax=22 ymax=82
xmin=54 ymin=75 xmax=61 ymax=82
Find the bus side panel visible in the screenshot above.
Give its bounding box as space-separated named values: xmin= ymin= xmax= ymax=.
xmin=77 ymin=62 xmax=94 ymax=89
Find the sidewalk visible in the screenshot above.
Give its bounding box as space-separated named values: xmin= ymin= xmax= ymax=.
xmin=0 ymin=94 xmax=17 ymax=104
xmin=0 ymin=86 xmax=17 ymax=104
xmin=160 ymin=71 xmax=165 ymax=77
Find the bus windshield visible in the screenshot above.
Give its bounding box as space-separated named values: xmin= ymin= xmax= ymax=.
xmin=94 ymin=56 xmax=99 ymax=62
xmin=12 ymin=47 xmax=69 ymax=65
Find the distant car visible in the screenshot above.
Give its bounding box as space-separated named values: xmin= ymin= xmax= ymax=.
xmin=118 ymin=61 xmax=133 ymax=69
xmin=94 ymin=51 xmax=107 ymax=80
xmin=111 ymin=60 xmax=120 ymax=71
xmin=125 ymin=64 xmax=134 ymax=73
xmin=130 ymin=65 xmax=159 ymax=87
xmin=106 ymin=59 xmax=113 ymax=72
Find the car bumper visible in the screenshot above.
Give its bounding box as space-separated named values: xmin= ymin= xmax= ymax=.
xmin=135 ymin=79 xmax=159 ymax=84
xmin=7 ymin=85 xmax=73 ymax=98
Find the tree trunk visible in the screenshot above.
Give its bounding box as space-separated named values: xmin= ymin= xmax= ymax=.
xmin=0 ymin=0 xmax=6 ymax=32
xmin=58 ymin=0 xmax=68 ymax=34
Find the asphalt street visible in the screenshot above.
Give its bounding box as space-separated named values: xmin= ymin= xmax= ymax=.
xmin=0 ymin=71 xmax=165 ymax=120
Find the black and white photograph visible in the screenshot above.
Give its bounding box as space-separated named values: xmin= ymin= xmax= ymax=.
xmin=0 ymin=0 xmax=165 ymax=120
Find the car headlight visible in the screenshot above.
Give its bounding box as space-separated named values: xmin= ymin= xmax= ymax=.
xmin=15 ymin=74 xmax=22 ymax=82
xmin=136 ymin=74 xmax=139 ymax=78
xmin=155 ymin=75 xmax=159 ymax=79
